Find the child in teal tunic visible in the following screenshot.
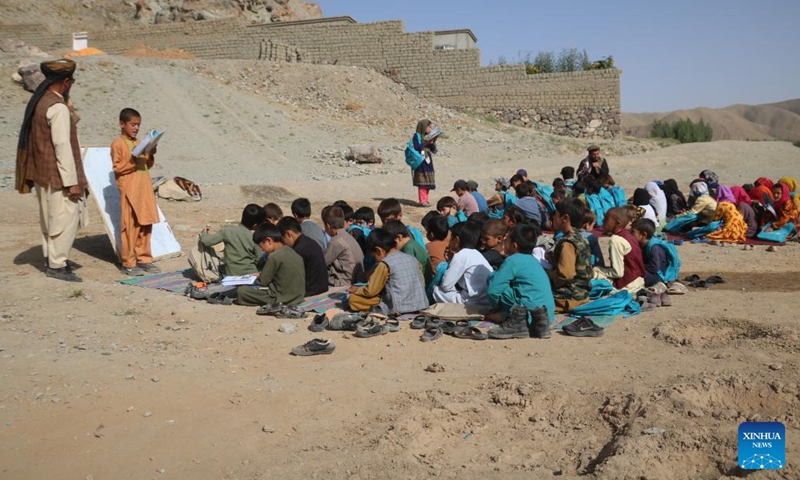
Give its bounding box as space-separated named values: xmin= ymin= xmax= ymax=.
xmin=486 ymin=224 xmax=556 ymax=323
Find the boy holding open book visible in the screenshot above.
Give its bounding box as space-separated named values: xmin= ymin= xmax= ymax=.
xmin=111 ymin=108 xmax=161 ymax=276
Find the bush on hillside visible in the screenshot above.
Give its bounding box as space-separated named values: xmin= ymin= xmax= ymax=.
xmin=793 ymin=140 xmax=800 ymax=148
xmin=650 ymin=118 xmax=713 ymax=143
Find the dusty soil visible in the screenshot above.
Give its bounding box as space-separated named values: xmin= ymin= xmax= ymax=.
xmin=0 ymin=50 xmax=799 ymax=480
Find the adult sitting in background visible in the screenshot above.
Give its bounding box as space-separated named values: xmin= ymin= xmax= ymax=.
xmin=576 ymin=144 xmax=609 ymax=183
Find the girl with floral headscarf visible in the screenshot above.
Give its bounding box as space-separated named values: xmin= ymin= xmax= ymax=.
xmin=766 ymin=182 xmax=799 ymax=231
xmin=706 ymin=185 xmax=747 ymax=243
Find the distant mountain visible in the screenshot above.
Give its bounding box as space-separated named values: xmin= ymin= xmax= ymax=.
xmin=622 ymin=99 xmax=800 ymax=141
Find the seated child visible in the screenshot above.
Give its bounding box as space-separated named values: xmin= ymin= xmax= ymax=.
xmin=292 ymin=198 xmax=327 ymax=250
xmin=377 ymin=198 xmax=426 ymax=246
xmin=632 ymin=188 xmax=659 ymax=226
xmin=494 ymin=177 xmax=517 ymax=208
xmin=237 ymin=223 xmax=305 ymax=306
xmin=263 ymin=203 xmax=283 ymax=225
xmin=547 ymin=198 xmax=592 ymax=312
xmin=580 ymin=210 xmax=605 ymax=267
xmin=384 ymin=220 xmax=433 ymax=285
xmin=485 ymin=224 xmax=556 ymax=339
xmin=592 ymin=208 xmax=646 ymax=294
xmin=349 ymin=206 xmax=375 ymax=264
xmin=561 ymin=166 xmax=576 ymax=188
xmin=502 ymin=205 xmax=527 ymax=230
xmin=322 ymin=206 xmax=365 ymax=286
xmin=277 ymin=216 xmax=329 ymax=297
xmin=348 ymin=229 xmax=429 ymax=315
xmin=200 ymin=203 xmax=265 ymax=276
xmin=354 ymin=206 xmax=376 ymax=231
xmin=480 ymin=219 xmax=507 ymax=270
xmin=631 ymin=218 xmax=681 ymax=287
xmin=433 ymin=222 xmax=493 ymax=306
xmin=437 ymin=196 xmax=467 ymax=227
xmin=422 ymin=212 xmax=449 ymax=271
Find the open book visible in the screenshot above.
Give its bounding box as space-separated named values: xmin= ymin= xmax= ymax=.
xmin=221 ymin=274 xmax=258 ymax=287
xmin=132 ymin=128 xmax=166 ymax=157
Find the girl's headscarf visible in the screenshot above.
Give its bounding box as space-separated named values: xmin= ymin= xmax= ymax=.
xmin=416 ymin=119 xmax=431 ymax=136
xmin=715 ymin=185 xmax=736 ymax=204
xmin=778 ymin=177 xmax=798 ymax=192
xmin=700 ymin=170 xmax=719 ymax=186
xmin=755 ymin=177 xmax=774 ymax=190
xmin=632 ymin=188 xmax=650 ymax=206
xmin=731 ymin=186 xmax=751 ymax=205
xmin=645 ymin=181 xmax=667 ymax=221
xmin=749 ymin=185 xmax=773 ymax=205
xmin=691 ymin=181 xmax=709 ymax=197
xmin=661 ymin=179 xmax=686 ymax=202
xmin=774 ymin=183 xmax=791 ymax=208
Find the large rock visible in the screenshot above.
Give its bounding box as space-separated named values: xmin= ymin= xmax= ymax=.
xmin=18 ymin=64 xmax=44 ymax=93
xmin=347 ymin=144 xmax=383 ymax=164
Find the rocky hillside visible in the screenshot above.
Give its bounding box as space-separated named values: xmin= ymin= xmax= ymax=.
xmin=622 ymin=99 xmax=800 ymax=142
xmin=0 ymin=0 xmax=322 ymax=30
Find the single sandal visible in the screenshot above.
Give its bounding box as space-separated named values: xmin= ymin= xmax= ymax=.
xmin=452 ymin=327 xmax=488 ymax=340
xmin=420 ymin=326 xmax=443 ymax=342
xmin=355 ymin=321 xmax=389 ymax=338
xmin=256 ymin=302 xmax=284 ymax=316
xmin=274 ymin=306 xmax=307 ymax=319
xmin=385 ymin=319 xmax=401 ymax=333
xmin=705 ymin=275 xmax=727 ymax=284
xmin=410 ymin=315 xmax=428 ymax=330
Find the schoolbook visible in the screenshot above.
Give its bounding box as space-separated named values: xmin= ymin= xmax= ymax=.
xmin=221 ymin=274 xmax=258 ymax=286
xmin=424 ymin=128 xmax=442 ymax=142
xmin=132 ymin=128 xmax=166 ymax=157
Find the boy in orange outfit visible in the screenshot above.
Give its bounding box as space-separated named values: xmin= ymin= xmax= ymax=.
xmin=111 ymin=108 xmax=160 ymax=276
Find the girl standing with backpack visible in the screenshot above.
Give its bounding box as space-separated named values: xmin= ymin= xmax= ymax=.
xmin=409 ymin=119 xmax=438 ymax=207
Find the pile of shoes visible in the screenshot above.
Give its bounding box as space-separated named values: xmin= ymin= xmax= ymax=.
xmin=683 ymin=274 xmax=727 ymax=289
xmin=307 ymin=310 xmax=399 ymax=337
xmin=256 ymin=302 xmax=307 ymax=319
xmin=637 ymin=282 xmax=672 ymax=311
xmin=410 ymin=316 xmax=488 ymax=342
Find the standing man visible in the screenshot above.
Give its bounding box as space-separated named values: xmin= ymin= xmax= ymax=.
xmin=576 ymin=144 xmax=609 ymax=183
xmin=15 ymin=59 xmax=87 ymax=282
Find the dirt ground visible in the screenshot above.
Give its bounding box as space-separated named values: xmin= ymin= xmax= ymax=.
xmin=0 ymin=52 xmax=799 ymax=480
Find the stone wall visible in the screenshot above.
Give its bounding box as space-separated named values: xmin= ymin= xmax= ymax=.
xmin=1 ymin=17 xmax=621 ymax=138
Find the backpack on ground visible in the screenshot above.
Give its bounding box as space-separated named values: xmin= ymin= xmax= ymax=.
xmin=187 ymin=234 xmax=222 ymax=283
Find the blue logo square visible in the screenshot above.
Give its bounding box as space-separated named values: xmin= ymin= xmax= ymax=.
xmin=738 ymin=422 xmax=785 ymax=470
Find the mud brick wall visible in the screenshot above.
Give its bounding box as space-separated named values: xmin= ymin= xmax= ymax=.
xmin=1 ymin=17 xmax=621 ymax=138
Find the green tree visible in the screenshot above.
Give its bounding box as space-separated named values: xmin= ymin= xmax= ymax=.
xmin=533 ymin=51 xmax=555 ymax=73
xmin=556 ymin=47 xmax=580 ymax=72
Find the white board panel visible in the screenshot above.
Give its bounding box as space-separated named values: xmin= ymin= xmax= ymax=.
xmin=82 ymin=147 xmax=182 ymax=260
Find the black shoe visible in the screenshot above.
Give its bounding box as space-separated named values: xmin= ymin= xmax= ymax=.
xmin=308 ymin=313 xmax=330 ymax=332
xmin=488 ymin=306 xmax=530 ymax=339
xmin=562 ymin=317 xmax=604 ymax=337
xmin=528 ymin=306 xmax=551 ymax=339
xmin=46 ymin=267 xmax=82 ymax=282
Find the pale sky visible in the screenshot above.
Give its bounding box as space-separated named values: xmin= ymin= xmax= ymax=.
xmin=314 ymin=0 xmax=800 ymax=112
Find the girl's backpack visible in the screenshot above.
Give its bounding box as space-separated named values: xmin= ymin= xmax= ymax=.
xmin=404 ymin=133 xmax=424 ymax=170
xmin=609 ymin=186 xmax=627 ymax=207
xmin=685 ymin=220 xmax=722 ymax=239
xmin=665 ymin=213 xmax=697 ymax=233
xmin=756 ymin=222 xmax=796 ymax=243
xmin=646 ymin=237 xmax=682 ymax=282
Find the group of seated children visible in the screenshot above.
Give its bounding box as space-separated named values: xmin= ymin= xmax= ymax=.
xmin=198 ymin=162 xmax=700 ymax=333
